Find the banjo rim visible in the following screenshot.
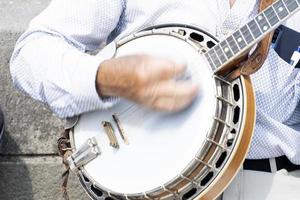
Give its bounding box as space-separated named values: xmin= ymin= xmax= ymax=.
xmin=67 ymin=74 xmax=255 ymax=200
xmin=66 ymin=24 xmax=256 ymax=200
xmin=197 ymin=75 xmax=255 ymax=200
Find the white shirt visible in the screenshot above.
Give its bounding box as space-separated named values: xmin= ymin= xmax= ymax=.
xmin=10 ymin=0 xmax=300 ymax=163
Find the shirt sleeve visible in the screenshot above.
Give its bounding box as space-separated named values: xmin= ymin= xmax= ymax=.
xmin=10 ymin=0 xmax=124 ymax=118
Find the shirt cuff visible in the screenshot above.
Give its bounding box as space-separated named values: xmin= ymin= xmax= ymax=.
xmin=66 ymin=42 xmax=118 ymax=114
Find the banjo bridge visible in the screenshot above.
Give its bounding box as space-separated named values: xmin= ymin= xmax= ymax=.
xmin=102 ymin=121 xmax=119 ymax=149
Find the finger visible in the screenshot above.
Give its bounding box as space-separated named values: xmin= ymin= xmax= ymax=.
xmin=143 ymin=81 xmax=199 ymax=112
xmin=140 ymin=56 xmax=187 ymax=83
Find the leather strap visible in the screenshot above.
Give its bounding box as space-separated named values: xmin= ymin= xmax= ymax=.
xmin=226 ymin=0 xmax=274 ymax=80
xmin=58 ymin=130 xmax=72 ymax=200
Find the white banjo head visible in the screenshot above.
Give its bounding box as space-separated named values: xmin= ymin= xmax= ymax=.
xmin=74 ymin=32 xmax=216 ymax=194
xmin=69 ymin=25 xmax=254 ymax=200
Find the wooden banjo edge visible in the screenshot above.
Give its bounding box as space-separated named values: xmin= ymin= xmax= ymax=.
xmin=197 ymin=75 xmax=256 ymax=200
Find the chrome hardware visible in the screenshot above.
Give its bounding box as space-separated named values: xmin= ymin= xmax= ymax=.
xmin=68 ymin=137 xmax=101 ymax=173
xmin=216 ymin=95 xmax=234 ymax=106
xmin=64 ymin=116 xmax=79 ymax=129
xmin=180 ymin=174 xmax=199 ymax=187
xmin=194 ymin=157 xmax=214 ymax=169
xmin=162 ymin=185 xmax=180 ymax=198
xmin=206 ymin=138 xmax=227 ymax=151
xmin=213 ymin=75 xmax=232 ymax=86
xmin=177 ymin=29 xmax=186 ymax=36
xmin=213 ymin=116 xmax=233 ymax=128
xmin=143 ymin=193 xmax=154 ymax=200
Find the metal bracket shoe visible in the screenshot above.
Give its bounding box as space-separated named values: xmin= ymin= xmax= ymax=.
xmin=67 ymin=137 xmax=101 ymax=173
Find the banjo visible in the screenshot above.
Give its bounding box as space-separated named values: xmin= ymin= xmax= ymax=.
xmin=62 ymin=0 xmax=300 ymax=199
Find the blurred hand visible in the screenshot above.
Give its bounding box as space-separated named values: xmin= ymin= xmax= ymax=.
xmin=96 ymin=55 xmax=199 ymax=112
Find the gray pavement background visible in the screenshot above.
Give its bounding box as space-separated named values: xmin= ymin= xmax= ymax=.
xmin=0 ymin=0 xmax=88 ymax=199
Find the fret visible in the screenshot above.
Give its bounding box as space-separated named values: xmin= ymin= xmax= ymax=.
xmin=263 ymin=12 xmax=272 ymax=30
xmin=255 ymin=13 xmax=270 ymax=32
xmin=247 ymin=20 xmax=262 ymax=38
xmin=207 ymin=0 xmax=300 ymax=73
xmin=272 ymin=5 xmax=282 ymax=23
xmin=214 ymin=44 xmax=227 ymax=64
xmin=226 ymin=36 xmax=239 ymax=54
xmin=273 ymin=0 xmax=289 ymax=19
xmin=240 ymin=25 xmax=254 ymax=44
xmin=220 ymin=40 xmax=233 ymax=59
xmin=264 ymin=6 xmax=280 ymax=26
xmin=263 ymin=13 xmax=272 ymax=27
xmin=281 ymin=0 xmax=292 ymax=12
xmin=233 ymin=30 xmax=247 ymax=49
xmin=283 ymin=0 xmax=299 ymax=12
xmin=208 ymin=49 xmax=221 ymax=68
xmin=204 ymin=53 xmax=216 ymax=70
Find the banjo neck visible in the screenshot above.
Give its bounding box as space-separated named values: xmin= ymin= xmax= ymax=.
xmin=204 ymin=0 xmax=300 ymax=73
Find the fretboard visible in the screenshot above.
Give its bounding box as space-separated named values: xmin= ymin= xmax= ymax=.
xmin=204 ymin=0 xmax=300 ymax=72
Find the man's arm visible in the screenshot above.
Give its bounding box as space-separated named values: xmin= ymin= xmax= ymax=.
xmin=10 ymin=0 xmax=124 ymax=118
xmin=11 ymin=0 xmax=199 ymax=118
